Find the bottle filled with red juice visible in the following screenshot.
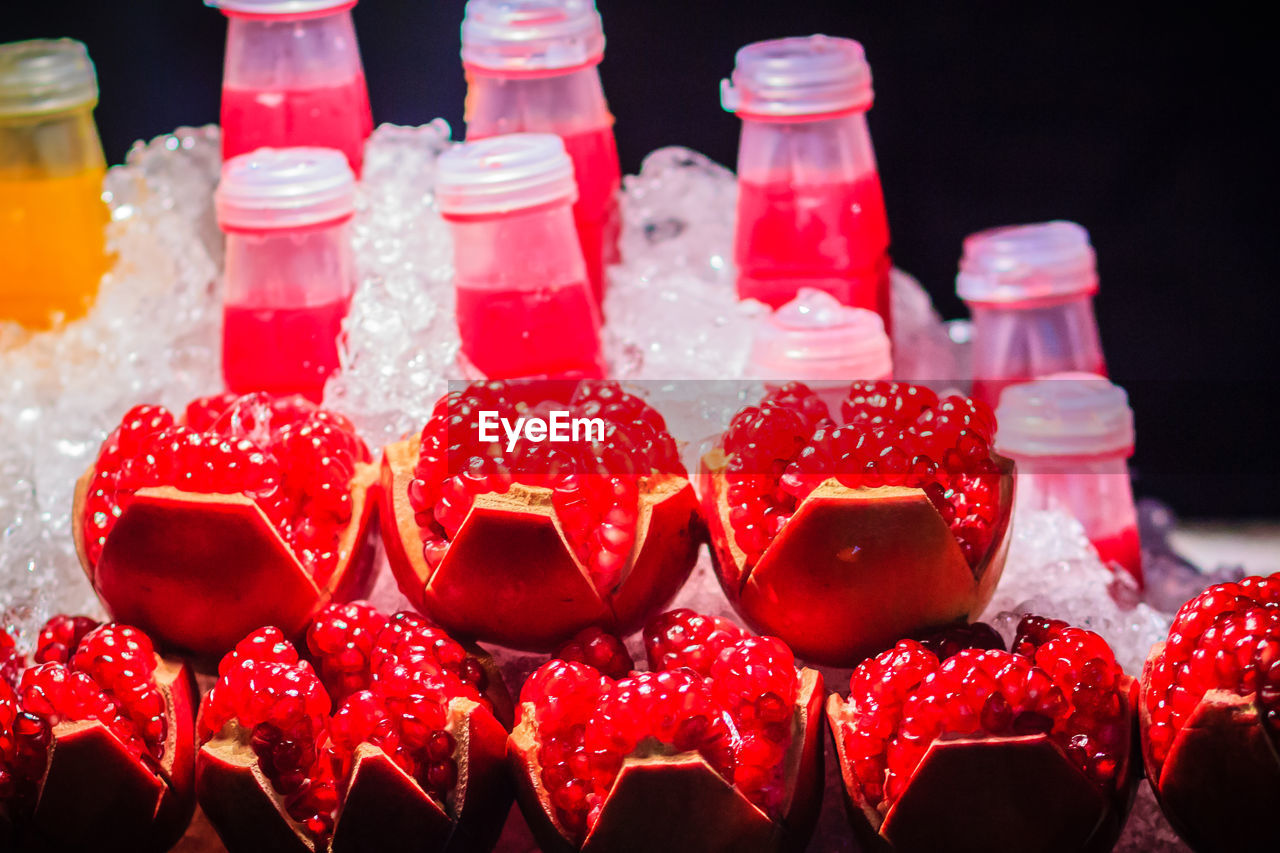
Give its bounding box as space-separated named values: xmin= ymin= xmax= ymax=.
xmin=958 ymin=221 xmax=1107 ymax=407
xmin=436 ymin=133 xmax=603 ymax=381
xmin=210 ymin=0 xmax=373 ymax=173
xmin=995 ymin=373 xmax=1142 ymax=585
xmin=724 ymin=35 xmax=892 ymax=328
xmin=215 ymin=147 xmax=357 ymax=400
xmin=461 ymin=0 xmax=620 ymax=308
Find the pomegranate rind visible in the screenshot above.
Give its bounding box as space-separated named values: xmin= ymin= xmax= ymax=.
xmin=508 ymin=667 xmax=824 ymax=853
xmin=826 ymin=675 xmax=1137 ymax=853
xmin=381 ymin=439 xmax=702 ymax=651
xmin=24 ymin=655 xmax=198 ymax=853
xmin=1139 ymin=641 xmax=1280 ymax=853
xmin=701 ymin=449 xmax=1014 ymax=667
xmin=72 ymin=462 xmax=380 ymax=660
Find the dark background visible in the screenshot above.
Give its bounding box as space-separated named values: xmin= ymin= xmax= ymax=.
xmin=3 ymin=1 xmax=1276 ymax=518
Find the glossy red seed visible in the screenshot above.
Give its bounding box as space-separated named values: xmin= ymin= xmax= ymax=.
xmin=644 ymin=609 xmax=747 ymax=677
xmin=555 ymin=627 xmax=633 ymax=680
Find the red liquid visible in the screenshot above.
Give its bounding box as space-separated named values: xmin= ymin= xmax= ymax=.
xmin=1092 ymin=525 xmax=1143 ymax=586
xmin=561 ymin=127 xmax=621 ymax=307
xmin=456 ymin=282 xmax=603 ymax=380
xmin=223 ymin=299 xmax=349 ymax=402
xmin=735 ymin=174 xmax=892 ymax=324
xmin=221 ymin=76 xmax=374 ymax=174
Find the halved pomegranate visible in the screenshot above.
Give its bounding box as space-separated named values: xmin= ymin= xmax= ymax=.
xmin=0 ymin=617 xmax=197 ymax=852
xmin=195 ymin=602 xmax=512 ymax=853
xmin=701 ymin=381 xmax=1014 ymax=665
xmin=1139 ymin=575 xmax=1280 ymax=852
xmin=827 ymin=617 xmax=1136 ymax=853
xmin=72 ymin=392 xmax=379 ymax=659
xmin=381 ymin=381 xmax=703 ymax=651
xmin=509 ymin=608 xmax=824 ymax=852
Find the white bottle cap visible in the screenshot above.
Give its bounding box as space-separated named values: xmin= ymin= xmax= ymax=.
xmin=721 ymin=35 xmax=873 ymax=119
xmin=0 ymin=39 xmax=98 ymax=118
xmin=957 ymin=221 xmax=1099 ymax=304
xmin=206 ymin=0 xmax=357 ymax=16
xmin=436 ymin=133 xmax=578 ymax=217
xmin=462 ymin=0 xmax=605 ymax=73
xmin=995 ymin=373 xmax=1134 ymax=458
xmin=747 ymin=289 xmax=892 ymax=381
xmin=216 ymin=147 xmax=357 ymax=232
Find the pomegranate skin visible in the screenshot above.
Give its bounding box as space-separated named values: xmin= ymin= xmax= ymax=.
xmin=72 ymin=463 xmax=379 ymax=661
xmin=508 ymin=668 xmax=825 ymax=853
xmin=380 ymin=439 xmax=703 ymax=651
xmin=827 ymin=675 xmax=1139 ymax=853
xmin=1139 ymin=641 xmax=1280 ymax=853
xmin=701 ymin=449 xmax=1015 ymax=667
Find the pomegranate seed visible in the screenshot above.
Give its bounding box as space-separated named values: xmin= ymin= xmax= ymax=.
xmin=555 ymin=627 xmax=633 ymax=680
xmin=644 ymin=609 xmax=747 ymax=677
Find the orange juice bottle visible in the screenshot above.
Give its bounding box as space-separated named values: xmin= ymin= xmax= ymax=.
xmin=0 ymin=39 xmax=109 ymax=328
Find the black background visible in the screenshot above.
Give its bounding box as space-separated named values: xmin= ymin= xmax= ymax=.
xmin=3 ymin=1 xmax=1277 ymax=518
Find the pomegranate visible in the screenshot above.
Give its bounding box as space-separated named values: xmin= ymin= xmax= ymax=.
xmin=380 ymin=380 xmax=703 ymax=651
xmin=72 ymin=392 xmax=379 ymax=659
xmin=827 ymin=616 xmax=1137 ymax=853
xmin=509 ymin=609 xmax=824 ymax=852
xmin=1139 ymin=575 xmax=1280 ymax=852
xmin=701 ymin=381 xmax=1014 ymax=665
xmin=195 ymin=602 xmax=512 ymax=853
xmin=0 ymin=617 xmax=197 ymax=852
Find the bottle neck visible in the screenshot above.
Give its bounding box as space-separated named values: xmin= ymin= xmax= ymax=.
xmin=736 ymin=110 xmax=879 ymax=185
xmin=0 ymin=106 xmax=104 ymax=179
xmin=446 ymin=201 xmax=586 ymax=290
xmin=223 ymin=9 xmax=365 ymax=90
xmin=465 ymin=64 xmax=612 ymax=137
xmin=223 ymin=220 xmax=354 ymax=307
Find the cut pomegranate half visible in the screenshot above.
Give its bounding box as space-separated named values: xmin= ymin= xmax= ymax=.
xmin=194 ymin=603 xmax=512 ymax=853
xmin=0 ymin=618 xmax=197 ymax=852
xmin=381 ymin=381 xmax=703 ymax=651
xmin=1139 ymin=575 xmax=1280 ymax=852
xmin=509 ymin=609 xmax=824 ymax=852
xmin=827 ymin=617 xmax=1136 ymax=853
xmin=72 ymin=393 xmax=379 ymax=659
xmin=701 ymin=381 xmax=1014 ymax=665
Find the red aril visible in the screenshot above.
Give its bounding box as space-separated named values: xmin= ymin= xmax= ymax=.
xmin=72 ymin=392 xmax=379 ymax=658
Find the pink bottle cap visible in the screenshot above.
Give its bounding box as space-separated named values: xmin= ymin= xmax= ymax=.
xmin=721 ymin=35 xmax=873 ymax=119
xmin=462 ymin=0 xmax=605 ymax=73
xmin=995 ymin=373 xmax=1134 ymax=459
xmin=957 ymin=221 xmax=1099 ymax=304
xmin=206 ymin=0 xmax=356 ymax=16
xmin=436 ymin=133 xmax=578 ymax=217
xmin=0 ymin=39 xmax=97 ymax=118
xmin=747 ymin=289 xmax=892 ymax=381
xmin=216 ymin=147 xmax=356 ymax=231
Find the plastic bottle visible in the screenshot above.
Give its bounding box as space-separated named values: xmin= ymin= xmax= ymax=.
xmin=958 ymin=221 xmax=1107 ymax=407
xmin=215 ymin=147 xmax=356 ymax=400
xmin=211 ymin=0 xmax=373 ymax=173
xmin=995 ymin=373 xmax=1141 ymax=584
xmin=0 ymin=39 xmax=108 ymax=328
xmin=747 ymin=288 xmax=892 ymax=415
xmin=461 ymin=0 xmax=620 ymax=307
xmin=436 ymin=133 xmax=603 ymax=380
xmin=723 ymin=35 xmax=892 ymax=327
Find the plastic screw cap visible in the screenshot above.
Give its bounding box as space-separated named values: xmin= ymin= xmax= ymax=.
xmin=747 ymin=288 xmax=893 ymax=381
xmin=216 ymin=147 xmax=357 ymax=231
xmin=0 ymin=39 xmax=98 ymax=118
xmin=462 ymin=0 xmax=605 ymax=73
xmin=436 ymin=133 xmax=578 ymax=217
xmin=722 ymin=35 xmax=873 ymax=118
xmin=995 ymin=373 xmax=1135 ymax=459
xmin=957 ymin=221 xmax=1099 ymax=304
xmin=205 ymin=0 xmax=357 ymax=17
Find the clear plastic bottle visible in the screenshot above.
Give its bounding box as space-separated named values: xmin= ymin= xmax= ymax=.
xmin=215 ymin=147 xmax=356 ymax=400
xmin=995 ymin=373 xmax=1141 ymax=584
xmin=0 ymin=39 xmax=108 ymax=328
xmin=210 ymin=0 xmax=374 ymax=173
xmin=436 ymin=133 xmax=603 ymax=380
xmin=958 ymin=221 xmax=1107 ymax=408
xmin=723 ymin=35 xmax=892 ymax=327
xmin=461 ymin=0 xmax=620 ymax=307
xmin=747 ymin=288 xmax=892 ymax=414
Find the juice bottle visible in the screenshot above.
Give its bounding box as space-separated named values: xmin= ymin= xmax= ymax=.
xmin=0 ymin=39 xmax=108 ymax=328
xmin=747 ymin=287 xmax=891 ymax=415
xmin=723 ymin=35 xmax=892 ymax=327
xmin=462 ymin=0 xmax=620 ymax=308
xmin=958 ymin=221 xmax=1107 ymax=407
xmin=436 ymin=133 xmax=603 ymax=380
xmin=995 ymin=373 xmax=1141 ymax=584
xmin=210 ymin=0 xmax=374 ymax=174
xmin=215 ymin=147 xmax=357 ymax=400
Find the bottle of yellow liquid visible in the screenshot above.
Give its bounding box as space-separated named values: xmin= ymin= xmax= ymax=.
xmin=0 ymin=39 xmax=109 ymax=328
